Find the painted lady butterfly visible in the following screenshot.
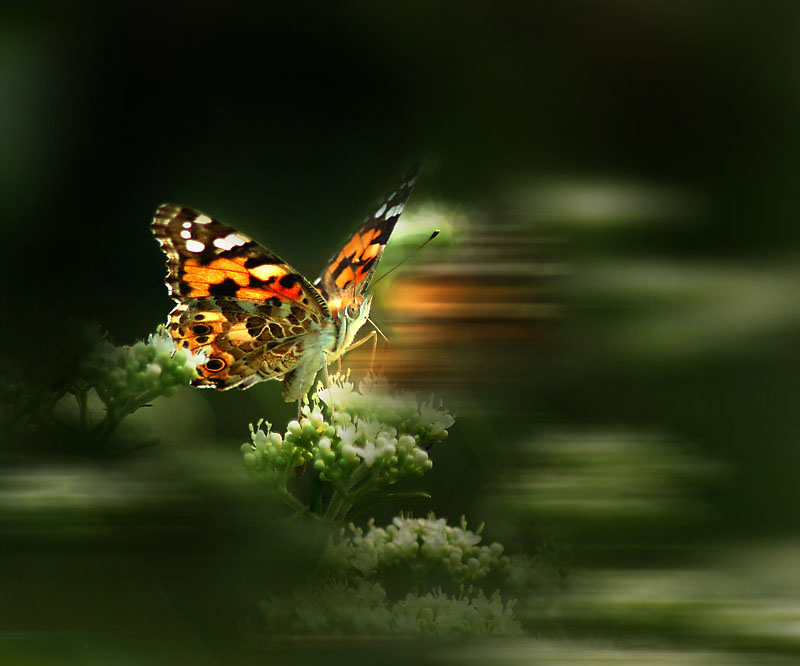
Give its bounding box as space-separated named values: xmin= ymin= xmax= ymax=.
xmin=152 ymin=164 xmax=418 ymax=401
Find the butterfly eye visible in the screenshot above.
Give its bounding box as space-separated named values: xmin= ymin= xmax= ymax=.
xmin=346 ymin=303 xmax=360 ymax=318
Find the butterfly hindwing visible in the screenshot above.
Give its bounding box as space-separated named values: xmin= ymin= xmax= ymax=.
xmin=314 ymin=162 xmax=419 ymax=310
xmin=165 ymin=299 xmax=311 ymax=389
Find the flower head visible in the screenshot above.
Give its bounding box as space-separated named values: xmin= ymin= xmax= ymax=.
xmin=83 ymin=326 xmax=208 ymax=406
xmin=325 ymin=513 xmax=509 ymax=585
xmin=243 ymin=372 xmax=455 ymax=521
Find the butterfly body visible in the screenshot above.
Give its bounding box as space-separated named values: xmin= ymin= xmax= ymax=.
xmin=152 ymin=164 xmax=418 ymax=400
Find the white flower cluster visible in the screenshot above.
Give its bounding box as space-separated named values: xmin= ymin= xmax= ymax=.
xmin=242 ymin=419 xmax=313 ymax=488
xmin=252 ymin=514 xmax=530 ymax=638
xmin=84 ymin=326 xmax=208 ymax=404
xmin=256 ymin=575 xmax=523 ymax=639
xmin=325 ymin=514 xmax=509 ymax=584
xmin=314 ymin=373 xmax=455 ymax=453
xmin=243 ymin=374 xmax=456 ymax=519
xmin=392 ymin=588 xmax=522 ymax=637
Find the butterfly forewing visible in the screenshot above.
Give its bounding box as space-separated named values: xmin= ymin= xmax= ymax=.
xmin=314 ymin=162 xmax=419 ymax=310
xmin=153 ymin=204 xmax=328 ymax=314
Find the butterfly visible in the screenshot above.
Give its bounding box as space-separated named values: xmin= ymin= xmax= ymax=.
xmin=152 ymin=163 xmax=418 ymax=401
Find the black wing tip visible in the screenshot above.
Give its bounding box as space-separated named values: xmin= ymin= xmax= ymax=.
xmin=155 ymin=202 xmax=198 ymax=216
xmin=152 ymin=203 xmax=216 ymax=231
xmin=152 ymin=203 xmax=186 ymax=227
xmin=156 ymin=202 xmax=181 ymax=214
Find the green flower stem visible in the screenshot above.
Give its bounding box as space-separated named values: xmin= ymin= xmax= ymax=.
xmin=276 ymin=487 xmax=309 ymax=516
xmin=324 ymin=490 xmax=346 ymax=522
xmin=328 ymin=466 xmax=380 ymax=521
xmin=332 ymin=500 xmax=354 ymax=522
xmin=348 ymin=481 xmax=381 ymax=503
xmin=75 ymin=389 xmax=89 ymax=432
xmin=345 ymin=463 xmax=372 ymax=493
xmin=91 ymin=388 xmax=163 ymax=449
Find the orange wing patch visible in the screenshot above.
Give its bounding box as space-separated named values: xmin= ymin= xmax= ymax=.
xmin=167 ymin=309 xmax=229 ymax=353
xmin=180 ymin=255 xmax=304 ymax=304
xmin=183 ymin=257 xmax=250 ymax=297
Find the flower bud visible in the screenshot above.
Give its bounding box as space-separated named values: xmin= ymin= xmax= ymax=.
xmin=397 ymin=435 xmax=415 ymax=452
xmin=309 ymin=411 xmax=325 ymax=429
xmin=342 ymin=444 xmax=358 ymax=462
xmin=172 ymin=348 xmax=192 ymax=366
xmin=145 ymin=363 xmax=162 ymax=380
xmin=131 ymin=341 xmax=148 ymax=360
xmin=253 ymin=430 xmax=268 ymax=451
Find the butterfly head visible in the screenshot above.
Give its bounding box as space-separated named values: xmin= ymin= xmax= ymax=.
xmin=330 ymin=292 xmax=374 ymax=358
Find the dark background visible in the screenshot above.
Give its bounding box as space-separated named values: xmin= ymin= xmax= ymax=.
xmin=9 ymin=1 xmax=800 ymax=319
xmin=4 ymin=1 xmax=800 ymax=663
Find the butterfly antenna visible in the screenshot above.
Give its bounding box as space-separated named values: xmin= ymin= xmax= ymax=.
xmin=371 ymin=229 xmax=440 ymax=287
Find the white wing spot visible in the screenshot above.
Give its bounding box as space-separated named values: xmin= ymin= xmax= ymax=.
xmin=194 ymin=214 xmax=213 ymax=225
xmin=213 ymin=233 xmax=248 ymax=251
xmin=186 ymin=239 xmax=205 ymax=253
xmin=182 ymin=221 xmax=192 ymax=229
xmin=180 ymin=230 xmax=191 ymax=239
xmin=374 ymin=204 xmax=387 ymax=218
xmin=388 ymin=191 xmax=396 ymax=201
xmin=386 ymin=203 xmax=405 ymax=218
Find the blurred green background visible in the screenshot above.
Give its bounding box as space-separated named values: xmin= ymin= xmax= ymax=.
xmin=5 ymin=1 xmax=800 ymax=663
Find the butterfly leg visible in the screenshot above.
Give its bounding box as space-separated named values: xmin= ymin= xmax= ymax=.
xmin=342 ymin=329 xmax=385 ymax=373
xmin=342 ymin=329 xmax=377 ymax=354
